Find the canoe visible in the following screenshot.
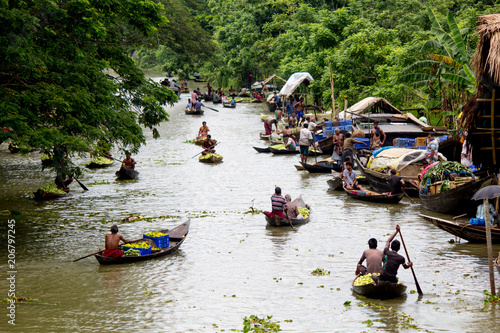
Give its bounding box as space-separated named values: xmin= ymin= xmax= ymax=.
xmin=203 ymin=94 xmax=213 ymax=102
xmin=269 ymin=145 xmax=320 ymax=155
xmin=352 ymin=277 xmax=407 ymax=299
xmin=316 ymin=136 xmax=334 ymax=155
xmin=253 ymin=146 xmax=271 ymax=153
xmin=327 ymin=177 xmax=343 ymax=190
xmin=344 ymin=187 xmax=405 ymax=204
xmin=212 ymin=99 xmax=222 ymax=104
xmin=195 ymin=137 xmax=217 ymax=146
xmin=115 ymin=167 xmax=139 ymax=180
xmin=295 ymin=164 xmax=305 ymax=171
xmin=251 ymin=99 xmax=262 ymax=103
xmin=199 ymin=153 xmax=223 ymax=163
xmin=260 ymin=132 xmax=270 ymax=140
xmin=86 ymin=158 xmax=114 ymax=169
xmin=95 ymin=220 xmax=190 ymax=265
xmin=34 ymin=187 xmax=69 ymax=200
xmin=185 ymin=109 xmax=204 ymax=115
xmin=354 ymin=154 xmax=419 ymax=197
xmin=300 ymin=161 xmax=342 ymax=173
xmin=223 ymin=102 xmax=236 ymax=108
xmin=265 ymin=198 xmax=311 ymax=227
xmin=419 ymin=174 xmax=495 ymax=214
xmin=266 ymin=101 xmax=277 ymax=112
xmin=419 ymin=214 xmax=500 ymax=243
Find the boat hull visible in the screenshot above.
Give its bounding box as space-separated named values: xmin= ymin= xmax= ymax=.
xmin=344 ymin=188 xmax=404 ymax=204
xmin=265 ymin=215 xmax=310 ymax=227
xmin=95 ymin=220 xmax=190 ymax=265
xmin=115 ymin=167 xmax=139 ymax=180
xmin=86 ymin=160 xmax=114 ymax=169
xmin=34 ymin=188 xmax=69 ymax=200
xmin=420 ymin=214 xmax=500 ymax=243
xmin=185 ymin=109 xmax=204 ymax=115
xmin=300 ymin=161 xmax=342 ymax=173
xmin=253 ymin=147 xmax=271 ymax=153
xmin=327 ymin=177 xmax=342 ymax=190
xmin=199 ymin=155 xmax=223 ymax=163
xmin=352 ymin=280 xmax=407 ymax=299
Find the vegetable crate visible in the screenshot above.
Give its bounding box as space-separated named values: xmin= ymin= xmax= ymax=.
xmin=354 ymin=138 xmax=370 ymax=149
xmin=416 ymin=137 xmax=427 ymax=147
xmin=143 ymin=234 xmax=169 ymax=248
xmin=121 ymin=246 xmax=151 ymax=256
xmin=340 ymin=119 xmax=353 ymax=126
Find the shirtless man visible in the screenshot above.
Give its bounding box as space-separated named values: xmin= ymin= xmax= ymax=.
xmin=122 ymin=153 xmax=136 ymax=170
xmin=294 ymin=97 xmax=305 ymax=121
xmin=201 ymin=135 xmax=216 ymax=155
xmin=370 ymin=121 xmax=385 ymax=149
xmin=103 ymin=225 xmax=130 ymax=258
xmin=332 ymin=128 xmax=344 ymax=157
xmin=198 ymin=121 xmax=210 ymax=138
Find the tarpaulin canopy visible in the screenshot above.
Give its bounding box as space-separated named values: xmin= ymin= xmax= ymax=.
xmin=367 ymin=148 xmax=446 ymax=172
xmin=278 ymin=72 xmax=314 ymax=97
xmin=338 ymin=97 xmax=402 ymax=119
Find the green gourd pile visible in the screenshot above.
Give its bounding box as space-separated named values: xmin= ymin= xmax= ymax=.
xmin=298 ymin=207 xmax=310 ymax=218
xmin=40 ymin=183 xmax=67 ymax=195
xmin=87 ymin=157 xmax=113 ymax=165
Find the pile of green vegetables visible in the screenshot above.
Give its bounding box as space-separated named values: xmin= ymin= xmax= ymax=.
xmin=123 ymin=249 xmax=141 ymax=256
xmin=420 ymin=161 xmax=473 ymax=186
xmin=39 ymin=183 xmax=67 ymax=195
xmin=87 ymin=157 xmax=113 ymax=165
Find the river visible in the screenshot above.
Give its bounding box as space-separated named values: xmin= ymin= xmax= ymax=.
xmin=0 ymin=77 xmax=499 ymax=332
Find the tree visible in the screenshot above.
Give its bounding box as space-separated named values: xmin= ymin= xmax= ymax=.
xmin=0 ymin=0 xmax=177 ymax=165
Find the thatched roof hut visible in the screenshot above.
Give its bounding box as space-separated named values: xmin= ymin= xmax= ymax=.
xmin=462 ymin=14 xmax=500 ymax=170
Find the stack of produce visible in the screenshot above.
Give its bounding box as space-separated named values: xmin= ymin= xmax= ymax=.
xmin=120 ymin=241 xmax=152 ymax=256
xmin=144 ymin=231 xmax=169 ymax=248
xmin=298 ymin=207 xmax=310 ymax=218
xmin=353 ymin=273 xmax=401 ymax=286
xmin=87 ymin=156 xmax=113 ymax=166
xmin=39 ymin=183 xmax=67 ymax=195
xmin=421 ymin=161 xmax=475 ymax=194
xmin=199 ymin=153 xmax=223 ymax=160
xmin=123 ymin=249 xmax=141 ymax=256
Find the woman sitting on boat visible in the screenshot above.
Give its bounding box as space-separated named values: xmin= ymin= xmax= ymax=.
xmin=343 ymin=161 xmax=367 ymax=191
xmin=201 ymin=135 xmax=216 ymax=155
xmin=103 ymin=225 xmax=130 ymax=258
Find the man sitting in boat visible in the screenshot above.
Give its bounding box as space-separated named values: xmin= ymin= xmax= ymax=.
xmin=230 ymin=97 xmax=236 ymax=106
xmin=264 ymin=187 xmax=287 ymax=221
xmin=198 ymin=121 xmax=210 ymax=138
xmin=370 ymin=121 xmax=385 ymax=149
xmin=372 ymin=225 xmax=412 ymax=285
xmin=103 ymin=225 xmax=130 ymax=258
xmin=356 ymin=238 xmax=383 ymax=275
xmin=55 ymin=169 xmax=73 ymax=191
xmin=186 ymin=98 xmax=193 ymax=111
xmin=285 ymin=135 xmax=297 ymax=151
xmin=194 ymin=100 xmax=205 ymax=111
xmin=284 ymin=194 xmax=300 ymax=220
xmin=122 ymin=153 xmax=136 ymax=170
xmin=201 ymin=135 xmax=216 ymax=155
xmin=343 ymin=161 xmax=366 ymax=191
xmin=476 ymin=202 xmax=498 ymax=226
xmin=388 ymin=169 xmax=405 ymax=194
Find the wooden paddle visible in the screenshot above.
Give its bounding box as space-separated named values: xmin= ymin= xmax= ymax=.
xmin=398 ymin=230 xmax=423 ymax=295
xmin=74 ymin=177 xmax=89 ymax=191
xmin=403 ymin=190 xmax=415 ymax=204
xmin=191 ymin=141 xmax=220 ymax=159
xmin=205 ymin=106 xmax=219 ymax=112
xmin=72 ymin=238 xmax=144 ymax=262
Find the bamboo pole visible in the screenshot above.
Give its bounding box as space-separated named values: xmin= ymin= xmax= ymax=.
xmin=491 ymin=89 xmax=496 ymax=165
xmin=329 ymin=62 xmax=335 ymax=121
xmin=484 ymin=197 xmax=496 ymax=295
xmin=343 ymin=100 xmax=347 ymax=121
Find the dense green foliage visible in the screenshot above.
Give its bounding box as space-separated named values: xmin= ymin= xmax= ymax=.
xmin=0 ymin=0 xmax=178 ymax=159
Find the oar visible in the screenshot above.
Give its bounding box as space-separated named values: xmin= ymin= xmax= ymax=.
xmin=191 ymin=141 xmax=220 ymax=159
xmin=398 ymin=230 xmax=423 ymax=295
xmin=74 ymin=177 xmax=89 ymax=191
xmin=403 ymin=190 xmax=415 ymax=204
xmin=72 ymin=238 xmax=144 ymax=262
xmin=205 ymin=106 xmax=219 ymax=112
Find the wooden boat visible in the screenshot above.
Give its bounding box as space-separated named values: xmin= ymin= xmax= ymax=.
xmin=295 ymin=164 xmax=305 ymax=171
xmin=115 ymin=167 xmax=139 ymax=180
xmin=180 ymin=89 xmax=189 ymax=93
xmin=420 ymin=214 xmax=500 ymax=243
xmin=300 ymin=160 xmax=342 ymax=173
xmin=419 ymin=174 xmax=494 ymax=214
xmin=95 ymin=220 xmax=190 ymax=265
xmin=344 ymin=187 xmax=405 ymax=204
xmin=266 ymin=101 xmax=277 ymax=112
xmin=265 ymin=198 xmax=311 ymax=227
xmin=251 ymin=99 xmax=262 ymax=103
xmin=260 ymin=132 xmax=270 ymax=140
xmin=185 ymin=109 xmax=204 ymax=115
xmin=354 ymin=154 xmax=419 ymax=196
xmin=316 ymin=136 xmax=334 ymax=155
xmin=253 ymin=146 xmax=271 ymax=153
xmin=212 ymin=99 xmax=222 ymax=104
xmin=352 ymin=277 xmax=407 ymax=299
xmin=195 ymin=137 xmax=216 ymax=146
xmin=199 ymin=153 xmax=223 ymax=163
xmin=203 ymin=94 xmax=213 ymax=102
xmin=269 ymin=145 xmax=319 ymax=155
xmin=34 ymin=187 xmax=69 ymax=200
xmin=327 ymin=176 xmax=342 ymax=190
xmin=223 ymin=102 xmax=236 ymax=108
xmin=86 ymin=158 xmax=114 ymax=169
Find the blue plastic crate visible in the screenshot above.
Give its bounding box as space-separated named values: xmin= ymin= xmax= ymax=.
xmin=340 ymin=119 xmax=352 ymax=126
xmin=354 ymin=138 xmax=370 ymax=149
xmin=315 ymin=134 xmax=323 ymax=142
xmin=324 ymin=129 xmax=333 ymax=137
xmin=121 ymin=246 xmax=152 ymax=256
xmin=324 ymin=121 xmax=332 ymax=129
xmin=405 ymin=138 xmax=415 ymax=148
xmin=344 ymin=125 xmax=352 ymax=131
xmin=417 ymin=146 xmax=426 ymax=150
xmin=143 ymin=234 xmax=170 ymax=248
xmin=394 ymin=138 xmax=406 ymax=148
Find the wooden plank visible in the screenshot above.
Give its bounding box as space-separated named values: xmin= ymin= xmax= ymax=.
xmin=492 ymin=89 xmax=497 ymax=165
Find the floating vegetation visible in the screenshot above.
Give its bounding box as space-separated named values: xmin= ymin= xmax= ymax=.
xmin=311 ymin=268 xmax=330 ymax=276
xmin=89 ymin=180 xmax=111 ymax=185
xmin=183 ymin=139 xmax=195 ymax=144
xmin=242 ymin=315 xmax=281 ymax=332
xmin=483 ymin=290 xmax=500 ymax=304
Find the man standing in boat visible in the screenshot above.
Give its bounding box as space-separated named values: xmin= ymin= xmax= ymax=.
xmin=264 ymin=187 xmax=287 ymax=223
xmin=103 ymin=225 xmax=130 ymax=258
xmin=356 ymin=238 xmax=383 ymax=275
xmin=370 ymin=121 xmax=385 ymax=149
xmin=425 ymin=133 xmax=439 ymax=163
xmin=294 ymin=97 xmax=305 ymax=122
xmin=299 ymin=123 xmax=314 ymax=164
xmin=388 ymin=169 xmax=405 ymax=194
xmin=372 ymin=225 xmax=412 ymax=285
xmin=122 ymin=153 xmax=136 ymax=170
xmin=332 ymin=128 xmax=344 ymax=162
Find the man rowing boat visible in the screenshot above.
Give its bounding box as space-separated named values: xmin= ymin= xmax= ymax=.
xmin=264 ymin=187 xmax=286 ymax=223
xmin=201 ymin=135 xmax=216 ymax=155
xmin=103 ymin=225 xmax=130 ymax=258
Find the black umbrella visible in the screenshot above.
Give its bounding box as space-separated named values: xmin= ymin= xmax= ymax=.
xmin=471 ymin=185 xmax=500 ymax=200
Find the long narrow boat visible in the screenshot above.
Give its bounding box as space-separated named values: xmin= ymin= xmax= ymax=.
xmin=185 ymin=109 xmax=204 ymax=115
xmin=354 ymin=154 xmax=419 ymax=196
xmin=316 ymin=136 xmax=334 ymax=155
xmin=95 ymin=220 xmax=190 ymax=265
xmin=344 ymin=187 xmax=404 ymax=204
xmin=265 ymin=198 xmax=311 ymax=227
xmin=223 ymin=102 xmax=236 ymax=108
xmin=253 ymin=146 xmax=271 ymax=153
xmin=327 ymin=177 xmax=343 ymax=190
xmin=115 ymin=167 xmax=139 ymax=180
xmin=420 ymin=214 xmax=500 ymax=243
xmin=300 ymin=161 xmax=342 ymax=173
xmin=269 ymin=145 xmax=320 ymax=155
xmin=352 ymin=277 xmax=407 ymax=299
xmin=419 ymin=174 xmax=494 ymax=214
xmin=34 ymin=187 xmax=69 ymax=200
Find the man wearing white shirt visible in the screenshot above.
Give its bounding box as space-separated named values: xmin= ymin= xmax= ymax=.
xmin=299 ymin=123 xmax=314 ymax=163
